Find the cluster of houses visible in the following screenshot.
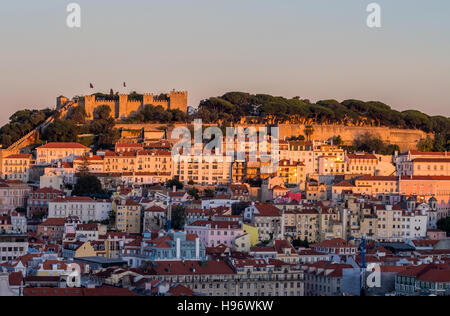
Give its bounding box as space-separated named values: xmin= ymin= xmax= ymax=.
xmin=0 ymin=137 xmax=449 ymax=296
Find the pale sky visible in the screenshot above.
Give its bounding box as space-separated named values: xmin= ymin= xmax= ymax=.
xmin=0 ymin=0 xmax=449 ymax=125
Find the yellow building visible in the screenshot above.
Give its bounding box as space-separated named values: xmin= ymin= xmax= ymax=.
xmin=278 ymin=160 xmax=306 ymax=185
xmin=243 ymin=224 xmax=258 ymax=247
xmin=114 ymin=199 xmax=142 ymax=234
xmin=3 ymin=154 xmax=32 ymax=182
xmin=74 ymin=241 xmax=103 ymax=258
xmin=306 ymin=182 xmax=328 ymax=201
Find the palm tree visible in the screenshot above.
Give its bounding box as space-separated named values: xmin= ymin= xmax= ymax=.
xmin=305 ymin=125 xmax=314 ymax=141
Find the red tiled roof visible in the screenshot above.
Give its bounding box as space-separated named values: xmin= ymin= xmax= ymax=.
xmin=417 ymin=269 xmax=450 ymax=283
xmin=51 ymin=196 xmax=94 ymax=203
xmin=254 ymin=203 xmax=280 ymax=217
xmin=409 ymin=150 xmax=448 ymax=156
xmin=5 ymin=154 xmax=31 ymax=159
xmin=412 ymin=158 xmax=450 ymax=163
xmin=333 ymin=181 xmax=355 ymax=187
xmin=145 ymin=206 xmax=167 ymax=213
xmin=346 ymin=153 xmax=377 ymax=160
xmin=151 ymin=260 xmax=235 ymax=276
xmin=39 ymin=218 xmax=66 ymax=226
xmin=37 ymin=142 xmax=89 ymax=149
xmin=357 ymin=175 xmax=397 ymax=181
xmin=168 ymin=284 xmax=195 ymax=296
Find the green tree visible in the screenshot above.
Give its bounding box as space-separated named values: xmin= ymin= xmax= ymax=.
xmin=166 ymin=178 xmax=183 ymax=190
xmin=437 ymin=217 xmax=450 ymax=237
xmin=304 ymin=125 xmax=314 ymax=141
xmin=171 ymin=205 xmax=186 ymax=230
xmin=76 ymin=155 xmax=91 ymax=175
xmin=418 ymin=137 xmax=434 ymax=152
xmin=187 ymin=188 xmax=199 ymax=200
xmin=89 ymin=106 xmax=120 ymax=149
xmin=73 ymin=174 xmax=105 ymax=196
xmin=68 ymin=106 xmax=87 ymax=124
xmin=42 ymin=119 xmax=80 ymax=142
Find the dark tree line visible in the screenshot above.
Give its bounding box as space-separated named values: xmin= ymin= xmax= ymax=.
xmin=0 ymin=108 xmax=53 ymax=148
xmin=41 ymin=105 xmax=120 ymax=150
xmin=194 ymin=92 xmax=450 ymax=152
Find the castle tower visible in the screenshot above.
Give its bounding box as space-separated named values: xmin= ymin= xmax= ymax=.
xmin=143 ymin=94 xmax=155 ymax=106
xmin=56 ymin=96 xmax=69 ymax=109
xmin=168 ymin=90 xmax=188 ymax=112
xmin=118 ymin=94 xmax=129 ymax=119
xmin=83 ymin=95 xmax=97 ymax=119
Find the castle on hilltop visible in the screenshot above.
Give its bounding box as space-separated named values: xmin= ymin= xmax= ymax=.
xmin=57 ymin=90 xmax=188 ymax=120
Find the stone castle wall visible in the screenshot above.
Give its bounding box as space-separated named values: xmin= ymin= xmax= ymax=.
xmin=277 ymin=124 xmax=429 ymax=151
xmin=114 ymin=123 xmax=428 ymax=151
xmin=79 ymin=90 xmax=188 ymax=119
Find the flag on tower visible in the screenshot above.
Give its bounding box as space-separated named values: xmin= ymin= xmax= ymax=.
xmin=89 ymin=83 xmax=94 ymax=89
xmin=123 ymin=82 xmax=127 ymax=88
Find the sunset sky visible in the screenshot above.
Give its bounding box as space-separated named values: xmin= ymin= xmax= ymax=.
xmin=0 ymin=0 xmax=449 ymax=125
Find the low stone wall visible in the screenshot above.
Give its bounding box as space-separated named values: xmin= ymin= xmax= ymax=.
xmin=113 ymin=123 xmax=429 ymax=151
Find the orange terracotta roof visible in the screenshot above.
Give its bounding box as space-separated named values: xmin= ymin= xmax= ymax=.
xmin=37 ymin=142 xmax=89 ymax=149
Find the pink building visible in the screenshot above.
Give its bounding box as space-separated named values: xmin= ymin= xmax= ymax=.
xmin=400 ymin=176 xmax=450 ymax=218
xmin=185 ymin=220 xmax=243 ymax=248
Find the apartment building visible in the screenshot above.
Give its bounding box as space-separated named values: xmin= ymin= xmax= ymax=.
xmin=305 ymin=182 xmax=327 ymax=201
xmin=317 ymin=156 xmax=346 ymax=175
xmin=113 ymin=198 xmax=142 ymax=234
xmin=400 ymin=158 xmax=450 ymax=177
xmin=303 ymin=261 xmax=353 ymax=296
xmin=396 ymin=150 xmax=449 ymax=176
xmin=48 ymin=196 xmax=112 ymax=223
xmin=231 ymin=258 xmax=304 ymax=296
xmin=284 ymin=141 xmax=314 ymax=175
xmin=2 ymin=154 xmax=32 ymax=182
xmin=122 ymin=231 xmax=206 ymax=267
xmin=0 ymin=181 xmax=31 ymax=212
xmin=277 ymin=160 xmax=306 ymax=185
xmin=73 ymin=155 xmax=104 ymax=173
xmin=36 ymin=142 xmax=90 ymax=165
xmin=173 ymin=155 xmax=232 ymax=185
xmin=283 ymin=208 xmax=320 ymax=242
xmin=0 ymin=234 xmax=28 ymax=263
xmin=345 ymin=153 xmax=379 ymax=175
xmin=27 ymin=187 xmax=65 ymax=219
xmin=244 ymin=203 xmax=282 ymax=242
xmin=185 ymin=220 xmax=243 ymax=248
xmin=375 ymin=205 xmax=404 ymax=242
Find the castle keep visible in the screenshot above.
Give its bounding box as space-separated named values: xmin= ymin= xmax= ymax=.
xmin=57 ymin=90 xmax=188 ymax=120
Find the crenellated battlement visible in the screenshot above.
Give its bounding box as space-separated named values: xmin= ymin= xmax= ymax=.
xmin=70 ymin=90 xmax=188 ymax=120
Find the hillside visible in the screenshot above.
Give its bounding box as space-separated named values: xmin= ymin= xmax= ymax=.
xmin=195 ymin=92 xmax=450 ymax=151
xmin=0 ymin=92 xmax=448 ymax=153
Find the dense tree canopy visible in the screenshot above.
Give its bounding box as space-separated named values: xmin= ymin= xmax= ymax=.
xmin=352 ymin=132 xmax=400 ymax=155
xmin=194 ymin=92 xmax=450 ymax=152
xmin=72 ymin=174 xmax=106 ymax=197
xmin=437 ymin=217 xmax=450 ymax=237
xmin=0 ymin=108 xmax=53 ymax=148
